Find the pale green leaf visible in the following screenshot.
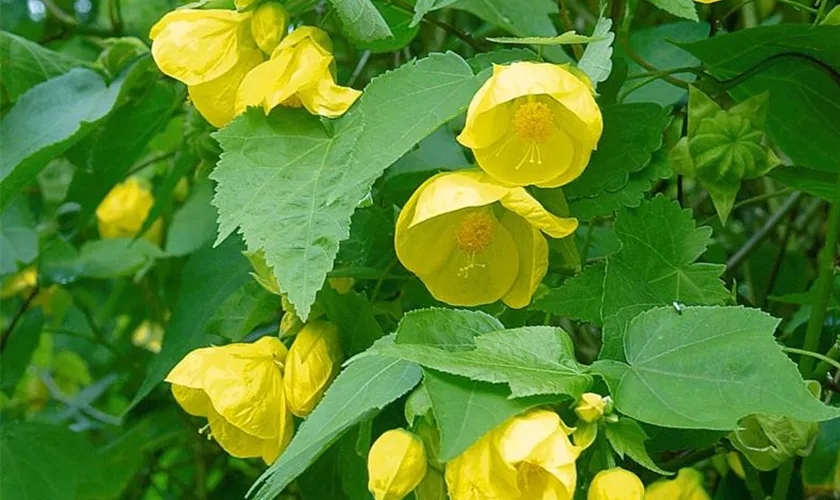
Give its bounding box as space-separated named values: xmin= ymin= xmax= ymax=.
xmin=487 ymin=31 xmax=606 ymax=46
xmin=577 ymin=17 xmax=615 ymax=87
xmin=0 ymin=31 xmax=88 ymax=102
xmin=412 ymin=0 xmax=459 ymax=26
xmin=466 ymin=48 xmax=538 ymax=73
xmin=593 ymin=306 xmax=840 ymax=430
xmin=76 ymin=238 xmax=164 ymax=279
xmin=395 ymin=307 xmax=502 ymax=349
xmin=165 ymin=180 xmax=218 ymax=257
xmin=0 ymin=197 xmax=38 ymax=275
xmin=212 ymin=52 xmax=483 ymax=320
xmin=605 ymin=418 xmax=670 ymax=475
xmin=328 ymin=0 xmax=393 ymax=42
xmin=645 ymin=0 xmax=698 ymax=21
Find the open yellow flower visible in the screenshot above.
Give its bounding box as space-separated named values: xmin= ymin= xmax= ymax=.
xmin=646 ymin=468 xmax=711 ymax=500
xmin=588 ymin=468 xmax=645 ymax=500
xmin=96 ymin=178 xmax=163 ymax=245
xmin=446 ymin=409 xmax=581 ymax=500
xmin=457 ymin=62 xmax=603 ymax=188
xmin=236 ymin=26 xmax=361 ymax=118
xmin=395 ymin=170 xmax=578 ymax=308
xmin=166 ymin=337 xmax=294 ymax=464
xmin=283 ymin=321 xmax=343 ymax=417
xmin=150 ymin=9 xmax=264 ymax=127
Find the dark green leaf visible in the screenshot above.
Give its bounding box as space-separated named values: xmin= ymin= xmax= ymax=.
xmin=320 ymin=286 xmax=384 ymax=356
xmin=645 ymin=0 xmax=698 ymax=21
xmin=0 ymin=197 xmax=38 ymax=275
xmin=605 ymin=417 xmax=670 ymax=475
xmin=0 ymin=310 xmax=44 ymax=395
xmin=205 ymin=281 xmax=277 ymax=341
xmin=165 ymin=180 xmax=218 ymax=256
xmin=0 ymin=31 xmax=88 ymax=102
xmin=769 ymin=166 xmax=839 ymax=201
xmin=328 ymin=0 xmax=393 ymax=42
xmin=356 ymin=1 xmax=421 ymax=53
xmin=534 ymin=262 xmax=606 ymax=325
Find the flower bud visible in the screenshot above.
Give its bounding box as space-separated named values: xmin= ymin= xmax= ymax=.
xmin=646 ymin=468 xmax=710 ymax=500
xmin=575 ymin=392 xmax=607 ymax=423
xmin=283 ymin=321 xmax=343 ymax=416
xmin=96 ymin=178 xmax=163 ymax=244
xmin=251 ymin=2 xmax=288 ymax=54
xmin=588 ymin=468 xmax=645 ymax=500
xmin=368 ymin=429 xmax=427 ymax=500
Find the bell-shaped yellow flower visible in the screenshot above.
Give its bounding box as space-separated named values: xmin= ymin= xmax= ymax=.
xmin=283 ymin=321 xmax=343 ymax=416
xmin=236 ymin=26 xmax=361 ymax=118
xmin=166 ymin=336 xmax=294 ymax=464
xmin=96 ymin=178 xmax=163 ymax=244
xmin=395 ymin=170 xmax=578 ymax=308
xmin=457 ymin=62 xmax=603 ymax=188
xmin=251 ymin=2 xmax=288 ymax=54
xmin=575 ymin=393 xmax=607 ymax=423
xmin=588 ymin=468 xmax=645 ymax=500
xmin=646 ymin=468 xmax=711 ymax=500
xmin=368 ymin=429 xmax=428 ymax=500
xmin=150 ymin=9 xmax=264 ymax=127
xmin=446 ymin=409 xmax=581 ymax=500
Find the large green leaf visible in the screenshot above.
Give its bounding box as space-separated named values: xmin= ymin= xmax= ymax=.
xmin=645 ymin=0 xmax=698 ymax=21
xmin=76 ymin=238 xmax=164 ymax=279
xmin=680 ymin=25 xmax=840 ymax=173
xmin=604 ymin=418 xmax=669 ymax=475
xmin=395 ymin=307 xmax=502 ymax=348
xmin=0 ymin=31 xmax=88 ymax=102
xmin=0 ymin=61 xmax=147 ymax=210
xmin=250 ymin=348 xmax=422 ymax=500
xmin=593 ymin=306 xmax=840 ymax=430
xmin=126 ymin=237 xmax=251 ymax=411
xmin=164 ymin=180 xmax=218 ymax=256
xmin=327 ymin=0 xmax=393 ymax=42
xmin=412 ymin=0 xmax=459 ymax=25
xmin=212 ymin=52 xmax=483 ymax=320
xmin=534 ymin=262 xmax=606 ymax=326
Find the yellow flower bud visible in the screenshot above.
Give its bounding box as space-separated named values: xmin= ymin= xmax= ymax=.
xmin=368 ymin=429 xmax=427 ymax=500
xmin=575 ymin=392 xmax=607 ymax=423
xmin=96 ymin=178 xmax=163 ymax=244
xmin=588 ymin=468 xmax=645 ymax=500
xmin=328 ymin=277 xmax=355 ymax=294
xmin=251 ymin=2 xmax=288 ymax=54
xmin=0 ymin=267 xmax=37 ymax=299
xmin=283 ymin=321 xmax=343 ymax=416
xmin=646 ymin=468 xmax=711 ymax=500
xmin=131 ymin=321 xmax=165 ymax=353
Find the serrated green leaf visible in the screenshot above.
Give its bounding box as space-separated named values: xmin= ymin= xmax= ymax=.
xmin=600 ymin=195 xmax=729 ymax=360
xmin=534 ymin=262 xmax=606 ymax=326
xmin=212 ymin=52 xmax=483 ymax=320
xmin=0 ymin=197 xmax=38 ymax=275
xmin=250 ymin=349 xmax=422 ymax=500
xmin=487 ymin=31 xmax=606 ymax=46
xmin=395 ymin=307 xmax=503 ymax=349
xmin=466 ymin=48 xmax=539 ymax=73
xmin=577 ymin=17 xmax=615 ymax=87
xmin=320 ymin=286 xmax=384 ymax=356
xmin=593 ymin=306 xmax=840 ymax=430
xmin=328 ymin=0 xmax=393 ymax=42
xmin=605 ymin=418 xmax=670 ymax=475
xmin=0 ymin=31 xmax=89 ymax=102
xmin=645 ymin=0 xmax=698 ymax=21
xmin=411 ymin=0 xmax=459 ymax=26
xmin=205 ymin=281 xmax=277 ymax=341
xmin=356 ymin=0 xmax=420 ymax=53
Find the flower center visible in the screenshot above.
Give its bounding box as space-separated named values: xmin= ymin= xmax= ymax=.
xmin=513 ymin=101 xmax=554 ymax=142
xmin=456 ymin=212 xmax=495 ymax=254
xmin=281 ymin=95 xmax=303 ymax=108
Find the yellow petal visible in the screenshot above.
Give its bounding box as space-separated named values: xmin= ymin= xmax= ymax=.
xmin=574 ymin=393 xmax=607 ymax=423
xmin=274 ymin=25 xmax=333 ymax=55
xmin=406 ymin=170 xmax=511 ymax=228
xmin=395 ymin=198 xmax=459 ymax=277
xmin=525 ymin=427 xmax=580 ymax=492
xmin=251 ymin=2 xmax=288 ymax=54
xmin=445 ymin=432 xmax=520 ymax=500
xmin=368 ymin=429 xmax=428 ymax=500
xmin=297 ymin=74 xmax=362 ymax=118
xmin=235 ymin=0 xmax=258 ymax=9
xmin=496 ymin=410 xmax=563 ymax=465
xmin=646 ymin=468 xmax=711 ymax=500
xmin=260 ymin=401 xmax=294 ymax=464
xmin=499 ymin=211 xmax=548 ymax=309
xmin=150 ymin=9 xmax=253 ymax=86
xmin=588 ymin=468 xmax=645 ymax=500
xmin=457 ymin=86 xmax=513 ymax=149
xmin=190 ymin=46 xmax=264 ymax=127
xmin=96 ymin=178 xmax=157 ymax=240
xmin=499 ymin=188 xmax=578 ymax=239
xmin=517 ymin=465 xmax=575 ymax=500
xmin=284 ymin=321 xmax=343 ymax=417
xmin=171 ymin=385 xmax=212 ymax=417
xmin=207 ymin=406 xmax=272 ymax=460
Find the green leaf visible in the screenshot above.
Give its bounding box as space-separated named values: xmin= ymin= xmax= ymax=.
xmin=0 ymin=310 xmax=44 ymax=396
xmin=0 ymin=421 xmax=100 ymax=500
xmin=126 ymin=237 xmax=251 ymax=412
xmin=0 ymin=197 xmax=38 ymax=275
xmin=139 ymin=151 xmax=197 ymax=237
xmin=205 ymin=281 xmax=277 ymax=341
xmin=395 ymin=307 xmax=502 ymax=348
xmin=593 ymin=306 xmax=840 ymax=430
xmin=487 ymin=31 xmax=606 ymax=45
xmin=373 ymin=326 xmax=592 ymax=398
xmin=165 ymin=180 xmax=218 ymax=256
xmin=0 ymin=31 xmax=88 ymax=102
xmin=320 ymin=286 xmax=384 ymax=356
xmin=534 ymin=262 xmax=606 ymax=326
xmin=605 ymin=418 xmax=670 ymax=475
xmin=424 ymin=370 xmax=561 ymax=460
xmin=250 ymin=348 xmax=422 ymax=500
xmin=327 ymin=0 xmax=393 ymax=42
xmin=599 ymin=195 xmax=729 ymax=359
xmin=466 ymin=48 xmax=539 ymax=73
xmin=577 ymin=17 xmax=615 ymax=87
xmin=412 ymin=0 xmax=459 ymax=26
xmin=769 ymin=166 xmax=840 ymax=201
xmin=802 ymin=417 xmax=840 ymax=489
xmin=680 ymin=25 xmax=840 ymax=173
xmin=356 ymin=0 xmax=421 ymax=53
xmin=76 ymin=238 xmax=164 ymax=279
xmin=212 ymin=52 xmax=483 ymax=320
xmin=645 ymin=0 xmax=698 ymax=21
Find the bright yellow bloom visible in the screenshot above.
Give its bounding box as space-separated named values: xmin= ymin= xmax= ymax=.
xmin=575 ymin=393 xmax=607 ymax=423
xmin=588 ymin=468 xmax=645 ymax=500
xmin=646 ymin=468 xmax=711 ymax=500
xmin=446 ymin=409 xmax=581 ymax=500
xmin=236 ymin=26 xmax=361 ymax=118
xmin=395 ymin=170 xmax=578 ymax=308
xmin=150 ymin=9 xmax=264 ymax=127
xmin=96 ymin=178 xmax=163 ymax=244
xmin=368 ymin=429 xmax=428 ymax=500
xmin=457 ymin=62 xmax=603 ymax=188
xmin=166 ymin=337 xmax=294 ymax=464
xmin=283 ymin=321 xmax=343 ymax=416
xmin=251 ymin=2 xmax=288 ymax=54
xmin=694 ymin=0 xmax=721 ymax=3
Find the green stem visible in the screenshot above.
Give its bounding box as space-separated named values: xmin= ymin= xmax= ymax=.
xmin=742 ymin=460 xmax=767 ymax=500
xmin=799 ymin=170 xmax=840 ymax=377
xmin=771 ymin=460 xmax=794 ymax=500
xmin=813 ymin=343 xmax=839 ymax=381
xmin=783 ymin=347 xmax=840 ymax=373
xmin=700 ymin=188 xmax=792 ymax=226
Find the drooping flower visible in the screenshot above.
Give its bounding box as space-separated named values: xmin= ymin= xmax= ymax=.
xmin=588 ymin=468 xmax=645 ymax=500
xmin=166 ymin=337 xmax=294 ymax=464
xmin=283 ymin=321 xmax=343 ymax=416
xmin=236 ymin=26 xmax=361 ymax=118
xmin=575 ymin=393 xmax=607 ymax=423
xmin=645 ymin=468 xmax=711 ymax=500
xmin=395 ymin=170 xmax=578 ymax=308
xmin=96 ymin=178 xmax=163 ymax=244
xmin=368 ymin=429 xmax=428 ymax=500
xmin=445 ymin=409 xmax=581 ymax=500
xmin=150 ymin=9 xmax=264 ymax=127
xmin=457 ymin=62 xmax=603 ymax=188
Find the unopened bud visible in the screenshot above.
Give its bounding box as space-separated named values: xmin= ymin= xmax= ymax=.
xmin=368 ymin=429 xmax=427 ymax=500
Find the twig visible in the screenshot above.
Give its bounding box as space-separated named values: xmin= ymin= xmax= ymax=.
xmin=108 ymin=0 xmax=123 ymax=33
xmin=619 ymin=36 xmax=690 ymax=89
xmin=0 ymin=287 xmax=40 ymax=352
xmin=557 ymin=0 xmax=583 ymax=60
xmin=348 ymin=50 xmax=372 ymax=87
xmin=127 ymin=152 xmax=178 ymax=177
xmin=42 ymin=0 xmax=117 ymax=37
xmin=783 ymin=347 xmax=840 ymax=373
xmin=742 ymin=460 xmax=767 ymax=500
xmin=771 ymin=460 xmax=795 ymax=500
xmin=384 ymin=0 xmax=486 ymax=51
xmin=726 ymin=192 xmax=803 ymax=273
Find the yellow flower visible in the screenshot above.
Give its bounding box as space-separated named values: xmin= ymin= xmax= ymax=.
xmin=96 ymin=178 xmax=163 ymax=245
xmin=236 ymin=26 xmax=361 ymax=118
xmin=395 ymin=170 xmax=578 ymax=308
xmin=457 ymin=62 xmax=603 ymax=188
xmin=446 ymin=409 xmax=581 ymax=500
xmin=588 ymin=468 xmax=645 ymax=500
xmin=251 ymin=2 xmax=288 ymax=54
xmin=283 ymin=321 xmax=343 ymax=416
xmin=131 ymin=321 xmax=164 ymax=353
xmin=0 ymin=267 xmax=37 ymax=299
xmin=575 ymin=393 xmax=607 ymax=423
xmin=646 ymin=468 xmax=711 ymax=500
xmin=368 ymin=429 xmax=428 ymax=500
xmin=166 ymin=337 xmax=294 ymax=464
xmin=150 ymin=9 xmax=264 ymax=127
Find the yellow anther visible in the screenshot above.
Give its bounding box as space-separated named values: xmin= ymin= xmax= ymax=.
xmin=512 ymin=101 xmax=554 ymax=142
xmin=456 ymin=212 xmax=495 ymax=254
